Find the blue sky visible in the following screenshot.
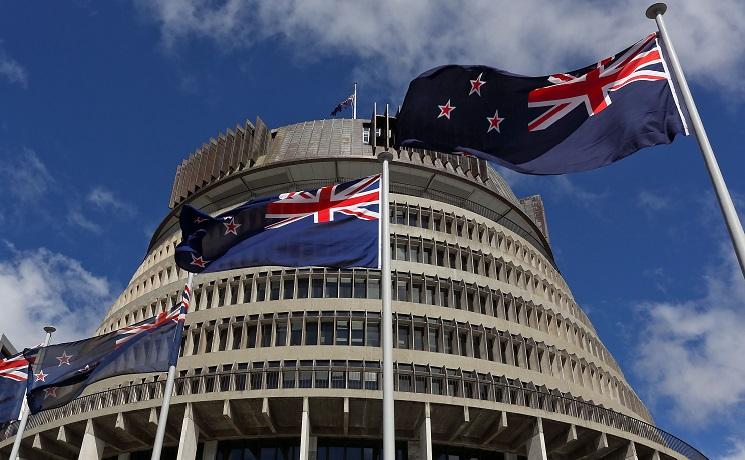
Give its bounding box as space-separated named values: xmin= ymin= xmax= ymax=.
xmin=1 ymin=1 xmax=744 ymax=457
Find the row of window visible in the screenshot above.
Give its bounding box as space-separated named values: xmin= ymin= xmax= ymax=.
xmin=177 ymin=311 xmax=643 ymax=416
xmin=388 ymin=202 xmax=563 ymax=288
xmin=164 ymin=360 xmax=639 ymax=420
xmin=100 ymin=270 xmax=617 ymax=375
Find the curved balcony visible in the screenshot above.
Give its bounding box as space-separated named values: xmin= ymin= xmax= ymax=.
xmin=0 ymin=363 xmax=707 ymax=460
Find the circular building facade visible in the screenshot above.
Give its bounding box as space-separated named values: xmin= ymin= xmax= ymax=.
xmin=0 ymin=117 xmax=706 ymax=460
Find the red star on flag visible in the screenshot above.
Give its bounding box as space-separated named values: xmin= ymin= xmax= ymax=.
xmin=56 ymin=351 xmax=73 ymax=366
xmin=469 ymin=73 xmax=486 ymax=96
xmin=190 ymin=254 xmax=209 ymax=268
xmin=223 ymin=217 xmax=241 ymax=235
xmin=437 ymin=99 xmax=456 ymax=119
xmin=34 ymin=370 xmax=47 ymax=382
xmin=487 ymin=109 xmax=505 ymax=133
xmin=43 ymin=387 xmax=57 ymax=399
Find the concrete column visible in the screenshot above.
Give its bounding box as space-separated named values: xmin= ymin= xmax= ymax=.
xmin=177 ymin=403 xmax=200 ymax=460
xmin=78 ymin=419 xmax=105 ymax=460
xmin=202 ymin=440 xmax=218 ymax=460
xmin=619 ymin=442 xmax=638 ymax=460
xmin=419 ymin=403 xmax=432 ymax=460
xmin=526 ymin=418 xmax=547 ymax=460
xmin=300 ymin=398 xmax=311 ymax=460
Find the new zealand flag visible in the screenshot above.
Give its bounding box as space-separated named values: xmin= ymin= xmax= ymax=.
xmin=23 ymin=304 xmax=186 ymax=414
xmin=175 ymin=175 xmax=380 ymax=273
xmin=0 ymin=354 xmax=29 ymax=425
xmin=396 ymin=33 xmax=688 ymax=175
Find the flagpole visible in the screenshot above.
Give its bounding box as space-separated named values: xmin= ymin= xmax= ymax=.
xmin=379 ymin=103 xmax=395 ymax=460
xmin=151 ymin=272 xmax=194 ymax=460
xmin=647 ymin=2 xmax=745 ymax=279
xmin=353 ymin=82 xmax=358 ymax=120
xmin=9 ymin=326 xmax=56 ymax=460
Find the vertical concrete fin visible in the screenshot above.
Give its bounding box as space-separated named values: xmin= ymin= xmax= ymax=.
xmin=177 ymin=403 xmax=199 ymax=460
xmin=526 ymin=417 xmax=547 ymax=460
xmin=78 ymin=419 xmax=105 ymax=460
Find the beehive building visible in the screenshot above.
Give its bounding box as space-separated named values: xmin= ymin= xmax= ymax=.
xmin=0 ymin=115 xmax=706 ymax=460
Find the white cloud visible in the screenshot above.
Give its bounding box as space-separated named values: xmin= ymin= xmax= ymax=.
xmin=136 ymin=0 xmax=745 ymax=97
xmin=0 ymin=244 xmax=115 ymax=347
xmin=634 ymin=244 xmax=745 ymax=426
xmin=722 ymin=440 xmax=745 ymax=460
xmin=67 ymin=208 xmax=103 ymax=233
xmin=638 ymin=190 xmax=670 ymax=211
xmin=0 ymin=148 xmax=53 ymax=205
xmin=0 ymin=43 xmax=28 ymax=88
xmin=551 ymin=175 xmax=605 ymax=206
xmin=87 ymin=186 xmax=137 ymax=217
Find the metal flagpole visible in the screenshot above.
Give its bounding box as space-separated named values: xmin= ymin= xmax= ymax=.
xmin=353 ymin=82 xmax=358 ymax=120
xmin=151 ymin=272 xmax=194 ymax=460
xmin=647 ymin=2 xmax=745 ymax=279
xmin=9 ymin=326 xmax=56 ymax=460
xmin=378 ymin=103 xmax=395 ymax=460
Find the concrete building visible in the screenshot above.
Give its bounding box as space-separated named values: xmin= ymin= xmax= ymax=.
xmin=0 ymin=335 xmax=17 ymax=359
xmin=0 ymin=116 xmax=707 ymax=460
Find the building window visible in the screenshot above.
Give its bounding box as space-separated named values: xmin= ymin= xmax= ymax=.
xmin=275 ymin=320 xmax=287 ymax=346
xmin=290 ymin=320 xmax=303 ymax=346
xmin=354 ymin=275 xmax=367 ymax=298
xmin=232 ymin=324 xmax=243 ymax=350
xmin=414 ymin=326 xmax=425 ymax=351
xmin=312 ymin=278 xmax=324 ymax=298
xmin=247 ymin=324 xmax=257 ymax=348
xmin=367 ymin=322 xmax=380 ymax=347
xmin=302 ymin=320 xmax=317 ymax=345
xmin=297 ymin=277 xmax=309 ymax=298
xmin=261 ymin=323 xmax=273 ymax=347
xmin=326 ymin=276 xmax=339 ymax=298
xmin=351 ymin=320 xmax=365 ymax=346
xmin=340 ymin=276 xmax=353 ymax=298
xmin=336 ymin=320 xmax=349 ymax=345
xmin=270 ymin=279 xmax=281 ymax=301
xmin=398 ymin=325 xmax=410 ymax=349
xmin=320 ymin=321 xmax=334 ymax=345
xmin=283 ymin=278 xmax=295 ymax=300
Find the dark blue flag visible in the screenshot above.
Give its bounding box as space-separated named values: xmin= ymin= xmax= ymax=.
xmin=331 ymin=93 xmax=355 ymax=117
xmin=175 ymin=175 xmax=381 ymax=273
xmin=23 ymin=304 xmax=185 ymax=413
xmin=0 ymin=354 xmax=29 ymax=424
xmin=396 ymin=33 xmax=688 ymax=175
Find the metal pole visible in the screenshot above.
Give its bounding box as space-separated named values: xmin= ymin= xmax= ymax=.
xmin=151 ymin=272 xmax=194 ymax=460
xmin=9 ymin=326 xmax=55 ymax=460
xmin=353 ymin=82 xmax=358 ymax=120
xmin=647 ymin=2 xmax=745 ymax=279
xmin=379 ymin=104 xmax=395 ymax=460
xmin=379 ymin=150 xmax=395 ymax=460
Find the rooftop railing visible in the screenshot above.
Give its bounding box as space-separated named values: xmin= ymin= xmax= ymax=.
xmin=1 ymin=364 xmax=706 ymax=460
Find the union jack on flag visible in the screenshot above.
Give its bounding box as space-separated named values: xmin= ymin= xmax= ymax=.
xmin=266 ymin=175 xmax=380 ymax=228
xmin=115 ymin=302 xmax=186 ymax=348
xmin=0 ymin=355 xmax=28 ymax=382
xmin=527 ymin=34 xmax=669 ymax=131
xmin=0 ymin=354 xmax=29 ymax=424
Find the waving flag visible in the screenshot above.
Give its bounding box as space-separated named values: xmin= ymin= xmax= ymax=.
xmin=23 ymin=303 xmax=186 ymax=414
xmin=0 ymin=354 xmax=28 ymax=424
xmin=175 ymin=175 xmax=380 ymax=273
xmin=331 ymin=93 xmax=355 ymax=117
xmin=396 ymin=33 xmax=688 ymax=175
